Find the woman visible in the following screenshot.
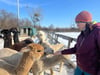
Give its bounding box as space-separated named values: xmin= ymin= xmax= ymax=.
xmin=54 ymin=11 xmax=100 ymax=75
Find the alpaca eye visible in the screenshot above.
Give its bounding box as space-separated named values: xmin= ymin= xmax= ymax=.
xmin=37 ymin=50 xmax=41 ymax=52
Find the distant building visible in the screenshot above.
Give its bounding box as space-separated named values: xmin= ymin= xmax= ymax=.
xmin=19 ymin=26 xmax=37 ymax=37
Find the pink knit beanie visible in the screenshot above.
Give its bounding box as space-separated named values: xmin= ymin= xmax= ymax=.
xmin=75 ymin=11 xmax=92 ymax=23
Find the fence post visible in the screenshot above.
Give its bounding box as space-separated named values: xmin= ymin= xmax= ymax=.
xmin=67 ymin=38 xmax=73 ymax=48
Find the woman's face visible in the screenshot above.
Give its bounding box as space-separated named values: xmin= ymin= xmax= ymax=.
xmin=76 ymin=22 xmax=86 ymax=31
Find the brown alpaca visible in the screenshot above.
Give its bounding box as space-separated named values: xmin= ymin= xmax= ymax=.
xmin=0 ymin=43 xmax=44 ymax=75
xmin=32 ymin=55 xmax=75 ymax=75
xmin=10 ymin=38 xmax=34 ymax=51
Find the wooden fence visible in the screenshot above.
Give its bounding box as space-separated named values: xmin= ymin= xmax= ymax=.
xmin=47 ymin=31 xmax=77 ymax=48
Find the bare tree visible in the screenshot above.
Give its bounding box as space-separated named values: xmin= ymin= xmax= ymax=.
xmin=26 ymin=6 xmax=43 ymax=27
xmin=0 ymin=10 xmax=18 ymax=29
xmin=20 ymin=19 xmax=32 ymax=27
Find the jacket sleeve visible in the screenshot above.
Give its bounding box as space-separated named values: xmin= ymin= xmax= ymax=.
xmin=61 ymin=44 xmax=77 ymax=55
xmin=97 ymin=30 xmax=100 ymax=51
xmin=96 ymin=29 xmax=100 ymax=74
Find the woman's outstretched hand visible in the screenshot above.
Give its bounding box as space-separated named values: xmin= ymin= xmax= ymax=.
xmin=54 ymin=51 xmax=61 ymax=55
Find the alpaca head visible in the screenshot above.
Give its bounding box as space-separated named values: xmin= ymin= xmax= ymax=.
xmin=21 ymin=43 xmax=44 ymax=60
xmin=37 ymin=30 xmax=47 ymax=42
xmin=15 ymin=43 xmax=44 ymax=75
xmin=22 ymin=38 xmax=34 ymax=44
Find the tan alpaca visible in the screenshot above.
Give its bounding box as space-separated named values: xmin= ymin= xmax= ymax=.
xmin=37 ymin=30 xmax=72 ymax=72
xmin=32 ymin=55 xmax=75 ymax=75
xmin=0 ymin=68 xmax=10 ymax=75
xmin=0 ymin=43 xmax=44 ymax=75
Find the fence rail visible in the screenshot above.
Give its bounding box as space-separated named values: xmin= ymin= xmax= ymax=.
xmin=47 ymin=31 xmax=77 ymax=48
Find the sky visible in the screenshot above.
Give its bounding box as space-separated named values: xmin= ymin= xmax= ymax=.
xmin=0 ymin=0 xmax=100 ymax=28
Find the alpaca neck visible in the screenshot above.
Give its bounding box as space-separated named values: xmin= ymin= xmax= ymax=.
xmin=15 ymin=52 xmax=34 ymax=75
xmin=43 ymin=55 xmax=65 ymax=68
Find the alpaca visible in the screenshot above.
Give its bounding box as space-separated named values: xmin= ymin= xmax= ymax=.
xmin=37 ymin=30 xmax=72 ymax=72
xmin=0 ymin=48 xmax=18 ymax=58
xmin=37 ymin=30 xmax=47 ymax=42
xmin=0 ymin=45 xmax=53 ymax=66
xmin=1 ymin=29 xmax=12 ymax=48
xmin=32 ymin=55 xmax=75 ymax=75
xmin=0 ymin=43 xmax=44 ymax=75
xmin=5 ymin=37 xmax=52 ymax=56
xmin=37 ymin=30 xmax=65 ymax=50
xmin=37 ymin=30 xmax=65 ymax=53
xmin=10 ymin=38 xmax=34 ymax=51
xmin=10 ymin=37 xmax=53 ymax=55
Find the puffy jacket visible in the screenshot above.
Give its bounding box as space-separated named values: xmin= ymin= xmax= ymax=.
xmin=61 ymin=23 xmax=100 ymax=75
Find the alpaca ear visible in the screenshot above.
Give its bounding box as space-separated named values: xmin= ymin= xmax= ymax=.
xmin=20 ymin=47 xmax=31 ymax=52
